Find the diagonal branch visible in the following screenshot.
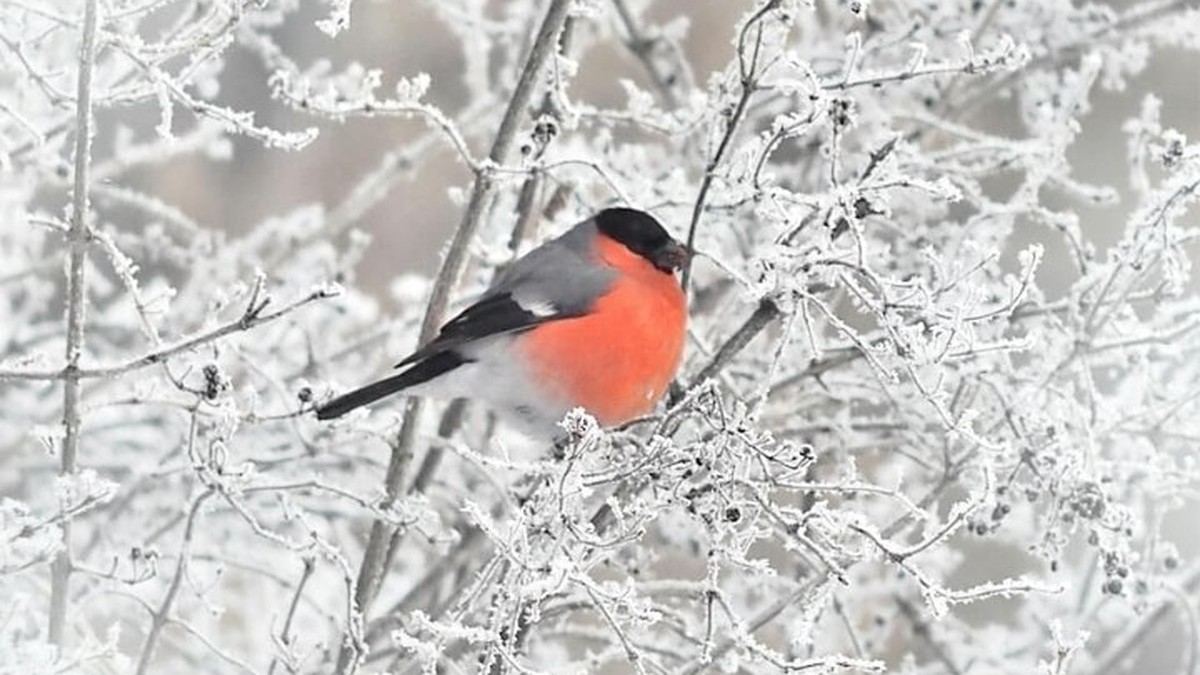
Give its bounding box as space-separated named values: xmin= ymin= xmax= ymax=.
xmin=334 ymin=2 xmax=575 ymax=672
xmin=0 ymin=284 xmax=337 ymax=382
xmin=611 ymin=0 xmax=684 ymax=107
xmin=681 ymin=0 xmax=782 ymax=290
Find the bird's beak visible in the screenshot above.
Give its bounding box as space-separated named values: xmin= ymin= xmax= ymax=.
xmin=654 ymin=241 xmax=690 ymax=272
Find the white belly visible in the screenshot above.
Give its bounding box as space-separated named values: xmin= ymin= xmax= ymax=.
xmin=406 ymin=335 xmax=571 ymax=438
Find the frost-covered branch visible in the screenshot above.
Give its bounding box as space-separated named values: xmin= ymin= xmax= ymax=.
xmin=0 ymin=281 xmax=338 ymax=382
xmin=133 ymin=489 xmax=213 ymax=675
xmin=334 ymin=2 xmax=576 ymax=672
xmin=3 ymin=0 xmax=1200 ymax=672
xmin=47 ymin=0 xmax=100 ymax=646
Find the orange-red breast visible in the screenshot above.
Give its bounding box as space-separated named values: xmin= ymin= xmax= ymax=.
xmin=315 ymin=207 xmax=688 ymax=437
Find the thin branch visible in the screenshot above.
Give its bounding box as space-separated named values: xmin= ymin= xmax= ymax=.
xmin=950 ymin=0 xmax=1197 ymax=118
xmin=1090 ymin=564 xmax=1200 ymax=675
xmin=268 ymin=556 xmax=317 ymax=675
xmin=894 ymin=594 xmax=963 ymax=675
xmin=133 ymin=489 xmax=214 ymax=675
xmin=611 ymin=0 xmax=682 ymax=107
xmin=681 ymin=0 xmax=781 ymax=289
xmin=0 ymin=284 xmax=337 ymax=381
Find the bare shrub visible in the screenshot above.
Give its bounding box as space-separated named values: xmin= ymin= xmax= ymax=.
xmin=2 ymin=0 xmax=1199 ymax=673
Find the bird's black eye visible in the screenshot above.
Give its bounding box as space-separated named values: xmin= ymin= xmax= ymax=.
xmin=594 ymin=207 xmax=683 ymax=271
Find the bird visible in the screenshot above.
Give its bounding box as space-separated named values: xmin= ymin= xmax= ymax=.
xmin=315 ymin=207 xmax=689 ymax=438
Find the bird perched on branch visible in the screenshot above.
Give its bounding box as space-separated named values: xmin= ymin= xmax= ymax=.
xmin=315 ymin=207 xmax=689 ymax=437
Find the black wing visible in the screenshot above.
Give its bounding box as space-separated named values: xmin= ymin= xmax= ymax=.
xmin=317 ymin=351 xmax=468 ymax=419
xmin=395 ymin=292 xmax=580 ymax=368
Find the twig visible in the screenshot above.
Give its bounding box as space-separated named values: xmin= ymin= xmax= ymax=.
xmin=48 ymin=0 xmax=100 ymax=646
xmin=133 ymin=489 xmax=214 ymax=675
xmin=950 ymin=0 xmax=1197 ymax=119
xmin=894 ymin=594 xmax=963 ymax=675
xmin=677 ymin=580 xmax=832 ymax=675
xmin=268 ymin=556 xmax=317 ymax=675
xmin=579 ymin=581 xmax=650 ymax=675
xmin=611 ymin=0 xmax=682 ymax=107
xmin=681 ymin=0 xmax=782 ymax=289
xmin=0 ymin=285 xmax=337 ymax=381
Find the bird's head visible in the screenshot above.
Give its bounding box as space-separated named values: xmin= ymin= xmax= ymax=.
xmin=594 ymin=207 xmax=689 ymax=274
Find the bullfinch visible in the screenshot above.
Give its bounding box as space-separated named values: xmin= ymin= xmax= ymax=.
xmin=315 ymin=207 xmax=689 ymax=437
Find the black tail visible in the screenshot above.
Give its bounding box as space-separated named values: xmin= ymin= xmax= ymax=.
xmin=315 ymin=351 xmax=469 ymax=420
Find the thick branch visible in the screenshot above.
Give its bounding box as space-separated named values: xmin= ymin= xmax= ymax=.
xmin=48 ymin=0 xmax=100 ymax=646
xmin=335 ymin=2 xmax=574 ymax=672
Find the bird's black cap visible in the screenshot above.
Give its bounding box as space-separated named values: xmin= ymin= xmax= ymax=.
xmin=594 ymin=207 xmax=687 ymax=272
